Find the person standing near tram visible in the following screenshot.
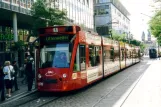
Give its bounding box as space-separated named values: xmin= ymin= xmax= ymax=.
xmin=25 ymin=58 xmax=34 ymax=91
xmin=12 ymin=61 xmax=19 ymax=91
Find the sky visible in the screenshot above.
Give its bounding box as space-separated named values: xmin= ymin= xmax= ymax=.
xmin=121 ymin=0 xmax=153 ymax=40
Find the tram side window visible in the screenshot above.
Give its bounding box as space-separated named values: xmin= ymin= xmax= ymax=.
xmin=80 ymin=45 xmax=86 ymax=71
xmin=89 ymin=46 xmax=101 ymax=67
xmin=110 ymin=48 xmax=114 ymax=61
xmin=121 ymin=49 xmax=125 ymax=61
xmin=114 ymin=49 xmax=119 ymax=61
xmin=95 ymin=46 xmax=101 ymax=65
xmin=74 ymin=46 xmax=80 ymax=72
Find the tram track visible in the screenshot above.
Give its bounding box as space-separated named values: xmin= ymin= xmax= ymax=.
xmin=17 ymin=92 xmax=64 ymax=107
xmin=0 ymin=91 xmax=39 ymax=107
xmin=17 ymin=96 xmax=60 ymax=107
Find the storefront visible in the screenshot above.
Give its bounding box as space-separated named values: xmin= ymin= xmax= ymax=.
xmin=0 ymin=26 xmax=31 ymax=66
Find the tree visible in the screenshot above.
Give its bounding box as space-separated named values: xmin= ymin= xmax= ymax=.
xmin=111 ymin=30 xmax=126 ymax=41
xmin=140 ymin=43 xmax=146 ymax=53
xmin=111 ymin=29 xmax=145 ymax=50
xmin=149 ymin=10 xmax=161 ymax=45
xmin=31 ymin=0 xmax=67 ymax=36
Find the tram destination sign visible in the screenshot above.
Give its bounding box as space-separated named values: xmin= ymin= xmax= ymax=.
xmin=40 ymin=35 xmax=71 ymax=44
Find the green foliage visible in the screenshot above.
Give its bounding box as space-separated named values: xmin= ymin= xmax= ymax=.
xmin=149 ymin=10 xmax=161 ymax=43
xmin=157 ymin=36 xmax=161 ymax=46
xmin=140 ymin=43 xmax=146 ymax=53
xmin=111 ymin=30 xmax=127 ymax=42
xmin=31 ymin=0 xmax=67 ymax=36
xmin=111 ymin=29 xmax=145 ymax=50
xmin=112 ymin=30 xmax=125 ymax=41
xmin=130 ymin=39 xmax=141 ymax=46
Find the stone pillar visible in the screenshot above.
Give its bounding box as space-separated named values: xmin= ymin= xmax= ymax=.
xmin=13 ymin=13 xmax=18 ymax=63
xmin=13 ymin=13 xmax=18 ymax=42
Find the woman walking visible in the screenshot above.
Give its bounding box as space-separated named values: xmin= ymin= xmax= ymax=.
xmin=3 ymin=61 xmax=15 ymax=98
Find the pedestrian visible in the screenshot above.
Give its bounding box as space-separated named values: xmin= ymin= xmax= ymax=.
xmin=0 ymin=64 xmax=5 ymax=101
xmin=3 ymin=61 xmax=15 ymax=98
xmin=25 ymin=58 xmax=34 ymax=91
xmin=12 ymin=61 xmax=19 ymax=91
xmin=21 ymin=59 xmax=27 ymax=84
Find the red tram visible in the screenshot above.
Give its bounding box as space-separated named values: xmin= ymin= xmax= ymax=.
xmin=37 ymin=25 xmax=140 ymax=92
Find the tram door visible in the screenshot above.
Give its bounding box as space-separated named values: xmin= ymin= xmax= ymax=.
xmin=34 ymin=48 xmax=39 ymax=89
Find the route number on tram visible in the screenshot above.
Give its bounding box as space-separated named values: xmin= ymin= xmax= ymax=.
xmin=53 ymin=28 xmax=58 ymax=32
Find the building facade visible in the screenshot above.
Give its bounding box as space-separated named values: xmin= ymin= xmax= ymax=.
xmin=94 ymin=0 xmax=130 ymax=36
xmin=0 ymin=0 xmax=34 ymax=65
xmin=52 ymin=0 xmax=94 ymax=30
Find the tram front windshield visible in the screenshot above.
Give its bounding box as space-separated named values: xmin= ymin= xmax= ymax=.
xmin=40 ymin=43 xmax=71 ymax=68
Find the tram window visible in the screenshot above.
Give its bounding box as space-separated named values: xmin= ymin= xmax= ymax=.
xmin=95 ymin=46 xmax=101 ymax=65
xmin=73 ymin=46 xmax=80 ymax=72
xmin=40 ymin=44 xmax=71 ymax=68
xmin=80 ymin=45 xmax=86 ymax=71
xmin=89 ymin=46 xmax=101 ymax=67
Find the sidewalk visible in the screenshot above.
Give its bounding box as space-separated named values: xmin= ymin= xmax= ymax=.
xmin=0 ymin=77 xmax=37 ymax=104
xmin=121 ymin=58 xmax=161 ymax=107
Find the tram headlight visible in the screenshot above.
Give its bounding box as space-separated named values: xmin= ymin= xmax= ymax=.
xmin=38 ymin=74 xmax=42 ymax=79
xmin=62 ymin=73 xmax=67 ymax=78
